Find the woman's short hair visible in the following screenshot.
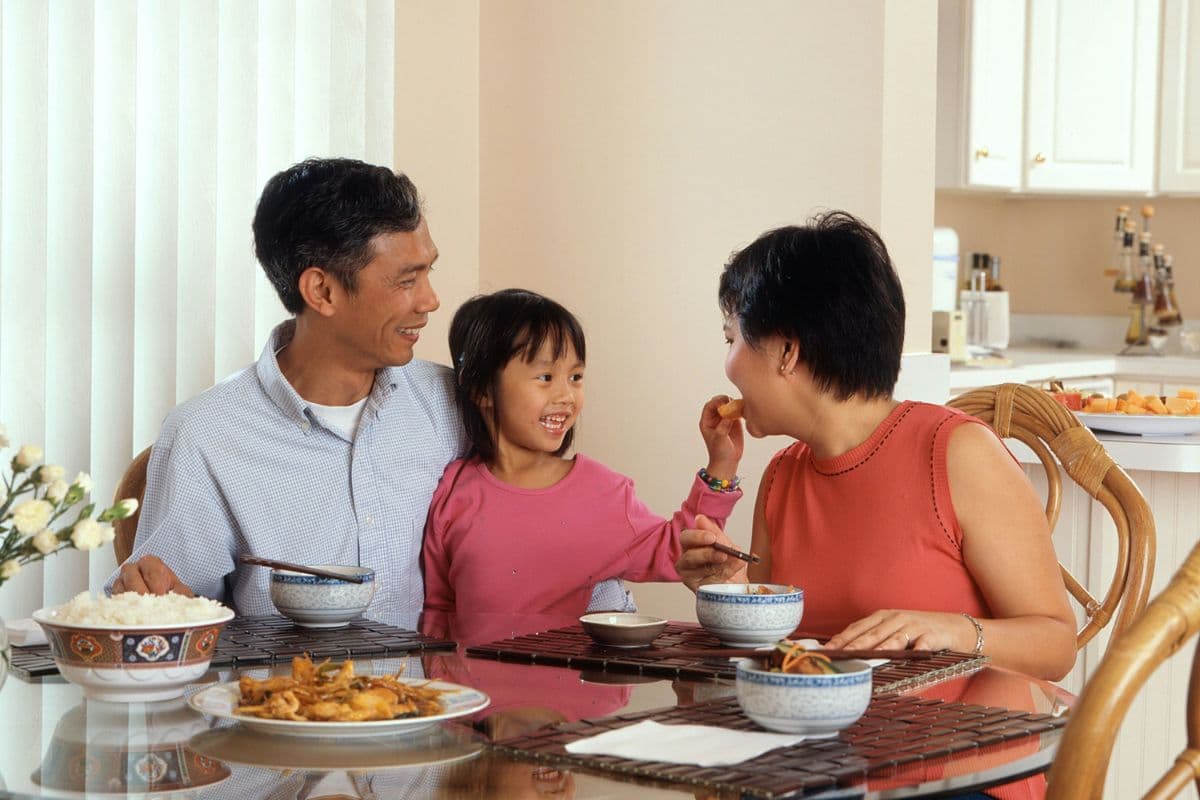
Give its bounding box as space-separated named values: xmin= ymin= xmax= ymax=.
xmin=252 ymin=157 xmax=423 ymax=314
xmin=718 ymin=211 xmax=905 ymax=400
xmin=449 ymin=289 xmax=587 ymax=463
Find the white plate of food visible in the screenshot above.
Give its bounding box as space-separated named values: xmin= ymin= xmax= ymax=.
xmin=1074 ymin=412 xmax=1200 ymax=436
xmin=188 ymin=675 xmax=489 ymax=739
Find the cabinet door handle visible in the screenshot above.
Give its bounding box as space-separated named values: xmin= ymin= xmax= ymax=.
xmin=974 ymin=146 xmax=990 ymax=159
xmin=1033 ymin=152 xmax=1046 ymax=164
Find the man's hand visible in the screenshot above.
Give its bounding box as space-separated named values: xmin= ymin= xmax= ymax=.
xmin=111 ymin=555 xmax=195 ymax=596
xmin=675 ymin=515 xmax=748 ymax=592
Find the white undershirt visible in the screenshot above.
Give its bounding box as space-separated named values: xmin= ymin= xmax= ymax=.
xmin=307 ymin=396 xmax=369 ymax=441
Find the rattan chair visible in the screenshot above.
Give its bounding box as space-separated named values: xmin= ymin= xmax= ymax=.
xmin=112 ymin=446 xmax=151 ymax=565
xmin=1046 ymin=538 xmax=1200 ymax=799
xmin=948 ymin=383 xmax=1155 ymax=648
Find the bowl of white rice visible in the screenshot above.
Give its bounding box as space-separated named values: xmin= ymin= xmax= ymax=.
xmin=33 ymin=591 xmax=234 ymax=702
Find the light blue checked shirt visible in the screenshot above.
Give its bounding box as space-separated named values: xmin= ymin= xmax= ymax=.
xmin=107 ymin=321 xmax=634 ymax=621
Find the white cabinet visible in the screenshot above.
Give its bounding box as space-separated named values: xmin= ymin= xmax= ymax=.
xmin=1159 ymin=0 xmax=1200 ymax=193
xmin=937 ymin=0 xmax=1162 ymax=194
xmin=936 ymin=0 xmax=1025 ymax=189
xmin=1024 ymin=0 xmax=1160 ymax=192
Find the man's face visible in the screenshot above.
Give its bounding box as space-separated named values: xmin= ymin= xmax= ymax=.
xmin=333 ymin=218 xmax=440 ymax=369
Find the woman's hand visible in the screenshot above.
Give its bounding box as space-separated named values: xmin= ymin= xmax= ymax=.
xmin=823 ymin=609 xmax=978 ymax=653
xmin=676 ymin=515 xmax=748 ymax=592
xmin=699 ymin=395 xmax=744 ymax=484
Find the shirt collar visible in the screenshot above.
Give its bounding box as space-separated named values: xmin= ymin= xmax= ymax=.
xmin=256 ymin=320 xmax=402 ymax=434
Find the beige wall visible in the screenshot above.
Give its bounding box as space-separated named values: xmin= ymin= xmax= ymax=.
xmin=936 ymin=192 xmax=1200 ymax=318
xmin=476 ymin=1 xmax=938 ymax=619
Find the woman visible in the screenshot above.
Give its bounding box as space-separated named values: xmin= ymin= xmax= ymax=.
xmin=676 ymin=212 xmax=1076 ymax=681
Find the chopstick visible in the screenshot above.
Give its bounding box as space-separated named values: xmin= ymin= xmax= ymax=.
xmin=711 ymin=541 xmax=761 ymax=565
xmin=645 ymin=647 xmax=937 ymax=661
xmin=239 ymin=555 xmax=367 ymax=584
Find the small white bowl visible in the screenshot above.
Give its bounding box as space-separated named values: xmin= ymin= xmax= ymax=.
xmin=269 ymin=565 xmax=376 ymax=628
xmin=695 ymin=583 xmax=804 ymax=646
xmin=579 ymin=612 xmax=668 ymax=648
xmin=735 ymin=657 xmax=873 ymax=736
xmin=32 ymin=606 xmax=234 ymax=703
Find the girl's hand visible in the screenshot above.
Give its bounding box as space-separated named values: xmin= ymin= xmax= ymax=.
xmin=676 ymin=515 xmax=749 ymax=592
xmin=699 ymin=395 xmax=744 ymax=482
xmin=823 ymin=609 xmax=978 ymax=653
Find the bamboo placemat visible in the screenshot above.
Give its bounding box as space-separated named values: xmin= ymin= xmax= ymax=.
xmin=466 ymin=622 xmax=989 ymax=692
xmin=492 ymin=693 xmax=1066 ymax=798
xmin=8 ymin=615 xmax=456 ymax=680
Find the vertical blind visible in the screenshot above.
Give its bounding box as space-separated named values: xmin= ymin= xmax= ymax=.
xmin=0 ymin=0 xmax=396 ymax=618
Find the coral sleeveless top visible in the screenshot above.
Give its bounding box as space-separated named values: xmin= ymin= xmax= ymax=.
xmin=764 ymin=401 xmax=992 ymax=637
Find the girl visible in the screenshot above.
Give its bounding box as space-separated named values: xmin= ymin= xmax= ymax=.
xmin=422 ymin=288 xmax=744 ymax=615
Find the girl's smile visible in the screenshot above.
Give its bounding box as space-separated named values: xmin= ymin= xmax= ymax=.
xmin=486 ymin=339 xmax=585 ymax=463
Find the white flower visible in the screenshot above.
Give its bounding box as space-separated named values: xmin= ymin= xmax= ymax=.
xmin=46 ymin=479 xmax=69 ymax=503
xmin=0 ymin=423 xmax=8 ymax=449
xmin=116 ymin=498 xmax=140 ymax=517
xmin=99 ymin=524 xmax=115 ymax=543
xmin=37 ymin=464 xmax=65 ymax=484
xmin=9 ymin=499 xmax=53 ymax=535
xmin=0 ymin=559 xmax=21 ymax=579
xmin=15 ymin=444 xmax=43 ymax=468
xmin=70 ymin=518 xmax=105 ymax=551
xmin=32 ymin=528 xmax=59 ymax=555
xmin=73 ymin=472 xmax=93 ymax=493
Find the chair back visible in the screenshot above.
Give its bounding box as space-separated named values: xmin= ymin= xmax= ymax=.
xmin=112 ymin=446 xmax=151 ymax=565
xmin=948 ymin=383 xmax=1155 ymax=648
xmin=1046 ymin=539 xmax=1200 ymax=799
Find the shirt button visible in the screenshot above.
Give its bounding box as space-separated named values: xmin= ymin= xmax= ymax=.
xmin=365 ymin=516 xmax=374 ymax=525
xmin=300 ymin=421 xmax=311 ymax=432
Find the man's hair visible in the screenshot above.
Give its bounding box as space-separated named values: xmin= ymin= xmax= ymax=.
xmin=449 ymin=289 xmax=587 ymax=464
xmin=252 ymin=158 xmax=423 ymax=314
xmin=718 ymin=211 xmax=906 ymax=400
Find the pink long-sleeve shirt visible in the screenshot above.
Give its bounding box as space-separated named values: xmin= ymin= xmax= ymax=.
xmin=421 ymin=454 xmax=742 ymax=615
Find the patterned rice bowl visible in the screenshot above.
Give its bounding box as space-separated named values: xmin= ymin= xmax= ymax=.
xmin=269 ymin=565 xmax=376 ymax=628
xmin=32 ymin=605 xmax=235 ymax=703
xmin=735 ymin=657 xmax=873 ymax=736
xmin=695 ymin=583 xmax=804 ymax=646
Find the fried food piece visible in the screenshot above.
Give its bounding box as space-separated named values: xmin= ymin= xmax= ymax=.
xmin=718 ymin=398 xmax=744 ymax=420
xmin=234 ymin=655 xmax=445 ymax=722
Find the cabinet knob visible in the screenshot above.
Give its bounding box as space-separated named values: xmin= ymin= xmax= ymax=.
xmin=974 ymin=146 xmax=990 ymax=159
xmin=1033 ymin=152 xmax=1046 ymax=164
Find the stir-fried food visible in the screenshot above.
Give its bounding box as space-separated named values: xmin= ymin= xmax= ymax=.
xmin=235 ymin=655 xmax=445 ymax=722
xmin=765 ymin=641 xmax=842 ymax=674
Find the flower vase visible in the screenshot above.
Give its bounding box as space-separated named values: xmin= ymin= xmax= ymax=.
xmin=0 ymin=613 xmax=9 ymax=692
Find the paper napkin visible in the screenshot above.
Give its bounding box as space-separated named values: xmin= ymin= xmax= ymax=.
xmin=564 ymin=719 xmax=804 ymax=767
xmin=5 ymin=617 xmax=47 ymax=646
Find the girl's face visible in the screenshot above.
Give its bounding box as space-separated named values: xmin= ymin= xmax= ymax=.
xmin=485 ymin=338 xmax=585 ymax=458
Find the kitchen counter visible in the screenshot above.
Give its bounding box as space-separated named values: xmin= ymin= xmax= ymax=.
xmin=949 ymin=347 xmax=1200 ymax=391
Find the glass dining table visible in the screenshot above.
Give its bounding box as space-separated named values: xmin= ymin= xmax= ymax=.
xmin=0 ymin=610 xmax=1073 ymax=799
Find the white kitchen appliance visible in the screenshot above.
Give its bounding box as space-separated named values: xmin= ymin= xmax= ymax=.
xmin=932 ymin=228 xmax=960 ymax=312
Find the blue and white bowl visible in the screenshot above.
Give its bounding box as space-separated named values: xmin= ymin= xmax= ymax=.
xmin=269 ymin=566 xmax=376 ymax=628
xmin=695 ymin=583 xmax=803 ymax=646
xmin=735 ymin=657 xmax=873 ymax=736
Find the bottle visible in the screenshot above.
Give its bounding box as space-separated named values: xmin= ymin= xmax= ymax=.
xmin=1132 ymin=231 xmax=1155 ymax=304
xmin=965 ymin=252 xmax=991 ymax=289
xmin=1158 ymin=252 xmax=1183 ymax=327
xmin=1110 ymin=205 xmax=1134 ymax=292
xmin=1116 ymin=221 xmax=1138 ymax=299
xmin=987 ymin=255 xmax=1003 ymax=291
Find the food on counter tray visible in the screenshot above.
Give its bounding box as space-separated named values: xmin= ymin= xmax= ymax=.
xmin=235 ymin=655 xmax=444 ymax=722
xmin=1080 ymin=388 xmax=1200 ymax=416
xmin=1044 ymin=380 xmax=1083 ymax=410
xmin=718 ymin=398 xmax=744 ymax=420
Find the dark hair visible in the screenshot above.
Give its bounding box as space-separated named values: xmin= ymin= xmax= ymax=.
xmin=718 ymin=211 xmax=905 ymax=401
xmin=449 ymin=289 xmax=587 ymax=463
xmin=252 ymin=157 xmax=424 ymax=314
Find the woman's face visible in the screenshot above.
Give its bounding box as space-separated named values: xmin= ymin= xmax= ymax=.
xmin=723 ymin=316 xmax=790 ymax=438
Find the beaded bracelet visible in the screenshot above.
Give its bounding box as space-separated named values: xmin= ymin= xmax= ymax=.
xmin=698 ymin=467 xmax=741 ymax=493
xmin=961 ymin=612 xmax=985 ymax=655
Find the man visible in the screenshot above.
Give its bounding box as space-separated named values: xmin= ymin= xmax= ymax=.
xmin=108 ymin=158 xmax=464 ymax=621
xmin=109 ymin=158 xmax=631 ymax=620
